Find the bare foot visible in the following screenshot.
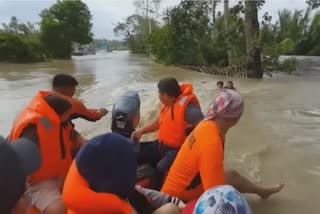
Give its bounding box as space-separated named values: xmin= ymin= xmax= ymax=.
xmin=259 ymin=180 xmax=285 ymax=199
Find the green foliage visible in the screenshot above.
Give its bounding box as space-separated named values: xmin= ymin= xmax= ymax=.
xmin=150 ymin=1 xmax=228 ymax=66
xmin=114 ymin=0 xmax=320 ymax=75
xmin=114 ymin=14 xmax=158 ymax=54
xmin=2 ymin=16 xmax=38 ymax=37
xmin=40 ymin=0 xmax=93 ymax=58
xmin=0 ymin=17 xmax=45 ymax=63
xmin=0 ymin=32 xmax=45 ymax=63
xmin=279 ymin=58 xmax=298 ymax=74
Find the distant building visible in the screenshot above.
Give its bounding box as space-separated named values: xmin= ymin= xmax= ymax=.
xmin=72 ymin=42 xmax=96 ymax=56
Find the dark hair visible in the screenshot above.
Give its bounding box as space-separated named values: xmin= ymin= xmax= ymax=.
xmin=157 ymin=77 xmax=181 ymax=98
xmin=44 ymin=94 xmax=72 ymax=116
xmin=52 ymin=74 xmax=78 ymax=89
xmin=217 ymin=81 xmax=224 ymax=86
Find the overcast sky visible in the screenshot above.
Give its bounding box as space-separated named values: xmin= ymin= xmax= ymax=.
xmin=0 ymin=0 xmax=309 ymax=39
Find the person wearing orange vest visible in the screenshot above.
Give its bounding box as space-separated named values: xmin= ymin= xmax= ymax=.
xmin=161 ymin=90 xmax=285 ymax=202
xmin=63 ymin=132 xmax=179 ymax=214
xmin=52 ymin=74 xmax=109 ymax=155
xmin=131 ymin=77 xmax=204 ymax=189
xmin=8 ymin=92 xmax=74 ymax=214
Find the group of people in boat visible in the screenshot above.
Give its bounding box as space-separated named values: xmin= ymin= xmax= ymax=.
xmin=0 ymin=74 xmax=285 ymax=214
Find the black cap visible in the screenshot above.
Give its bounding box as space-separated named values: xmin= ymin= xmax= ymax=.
xmin=0 ymin=136 xmax=41 ymax=213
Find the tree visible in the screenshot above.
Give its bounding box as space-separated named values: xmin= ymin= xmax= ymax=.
xmin=2 ymin=16 xmax=38 ymax=36
xmin=150 ymin=1 xmax=224 ymax=65
xmin=40 ymin=0 xmax=93 ymax=58
xmin=244 ymin=0 xmax=263 ymax=78
xmin=307 ymin=0 xmax=320 ymax=9
xmin=114 ymin=14 xmax=158 ymax=54
xmin=223 ymin=0 xmax=232 ymax=65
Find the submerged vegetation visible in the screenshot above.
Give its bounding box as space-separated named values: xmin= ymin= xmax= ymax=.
xmin=114 ymin=0 xmax=320 ymax=78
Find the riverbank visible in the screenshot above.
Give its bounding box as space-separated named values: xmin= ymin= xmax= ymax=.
xmin=171 ymin=55 xmax=319 ymax=78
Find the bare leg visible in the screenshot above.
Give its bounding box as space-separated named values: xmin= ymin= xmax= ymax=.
xmin=153 ymin=203 xmax=181 ymax=214
xmin=43 ymin=199 xmax=66 ymax=214
xmin=224 ymin=169 xmax=285 ymax=199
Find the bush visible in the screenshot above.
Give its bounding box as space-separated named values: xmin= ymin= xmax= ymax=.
xmin=0 ymin=33 xmax=45 ymax=63
xmin=278 ymin=58 xmax=298 ymax=74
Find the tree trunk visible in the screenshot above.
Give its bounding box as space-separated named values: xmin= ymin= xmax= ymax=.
xmin=212 ymin=0 xmax=217 ymax=24
xmin=223 ymin=0 xmax=233 ymax=65
xmin=244 ymin=0 xmax=263 ymax=78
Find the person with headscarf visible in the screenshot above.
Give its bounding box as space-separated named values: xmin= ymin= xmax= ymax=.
xmin=160 ymin=89 xmax=284 ymax=202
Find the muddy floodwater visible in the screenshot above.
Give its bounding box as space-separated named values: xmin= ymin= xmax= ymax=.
xmin=1 ymin=51 xmax=319 ymax=214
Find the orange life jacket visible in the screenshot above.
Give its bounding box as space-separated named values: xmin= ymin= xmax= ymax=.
xmin=9 ymin=91 xmax=73 ymax=184
xmin=63 ymin=161 xmax=134 ymax=214
xmin=157 ymin=83 xmax=200 ymax=148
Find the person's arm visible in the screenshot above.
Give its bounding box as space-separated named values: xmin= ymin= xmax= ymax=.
xmin=131 ymin=117 xmax=159 ymax=143
xmin=139 ymin=117 xmax=160 ymax=135
xmin=19 ymin=124 xmax=39 ymax=146
xmin=198 ymin=136 xmax=224 ymax=191
xmin=71 ymin=99 xmax=107 ymax=122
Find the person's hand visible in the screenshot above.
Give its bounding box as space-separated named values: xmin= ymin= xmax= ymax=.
xmin=131 ymin=130 xmax=143 ymax=143
xmin=99 ymin=108 xmax=108 ymax=117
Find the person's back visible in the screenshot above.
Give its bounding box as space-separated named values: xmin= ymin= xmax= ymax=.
xmin=9 ymin=92 xmax=73 ymax=214
xmin=161 ymin=120 xmax=224 ymax=201
xmin=63 ymin=133 xmax=138 ymax=214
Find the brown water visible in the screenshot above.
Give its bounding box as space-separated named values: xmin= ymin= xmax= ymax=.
xmin=1 ymin=51 xmax=319 ymax=213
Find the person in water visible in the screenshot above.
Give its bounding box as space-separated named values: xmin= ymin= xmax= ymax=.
xmin=161 ymin=90 xmax=284 ymax=202
xmin=8 ymin=93 xmax=74 ymax=214
xmin=62 ymin=132 xmax=181 ymax=214
xmin=216 ymin=81 xmax=224 ymax=89
xmin=225 ymin=81 xmax=236 ymax=90
xmin=0 ymin=136 xmax=41 ymax=214
xmin=52 ymin=74 xmax=108 ymax=154
xmin=131 ymin=77 xmax=204 ymax=188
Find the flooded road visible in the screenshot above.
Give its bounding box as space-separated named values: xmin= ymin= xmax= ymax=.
xmin=0 ymin=51 xmax=319 ymax=213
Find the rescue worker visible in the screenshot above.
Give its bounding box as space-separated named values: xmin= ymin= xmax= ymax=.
xmin=51 ymin=74 xmax=108 ymax=154
xmin=62 ymin=132 xmax=181 ymax=214
xmin=52 ymin=74 xmax=108 ymax=121
xmin=161 ymin=90 xmax=285 ymax=201
xmin=0 ymin=137 xmax=41 ymax=214
xmin=8 ymin=92 xmax=74 ymax=214
xmin=131 ymin=77 xmax=204 ymax=188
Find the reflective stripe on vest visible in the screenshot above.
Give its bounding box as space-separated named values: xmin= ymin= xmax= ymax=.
xmin=39 ymin=116 xmax=53 ymax=131
xmin=178 ymin=96 xmax=188 ymax=106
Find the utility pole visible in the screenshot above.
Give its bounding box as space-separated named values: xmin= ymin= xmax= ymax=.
xmin=146 ymin=0 xmax=152 ymax=59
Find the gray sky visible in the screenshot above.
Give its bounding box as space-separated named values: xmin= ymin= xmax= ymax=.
xmin=0 ymin=0 xmax=309 ymax=39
